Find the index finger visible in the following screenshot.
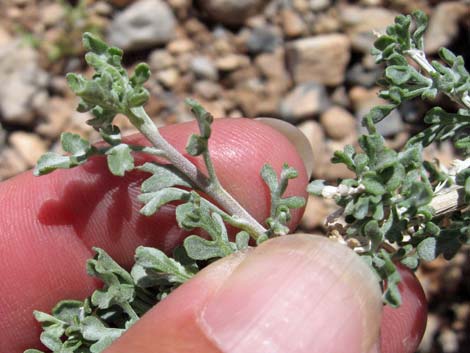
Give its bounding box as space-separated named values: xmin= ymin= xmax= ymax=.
xmin=0 ymin=118 xmax=308 ymax=352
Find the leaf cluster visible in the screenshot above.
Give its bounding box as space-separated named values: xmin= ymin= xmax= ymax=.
xmin=308 ymin=10 xmax=470 ymax=307
xmin=26 ymin=247 xmax=196 ymax=353
xmin=368 ymin=11 xmax=470 ymax=155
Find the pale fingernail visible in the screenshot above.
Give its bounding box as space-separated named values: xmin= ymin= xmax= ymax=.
xmin=200 ymin=234 xmax=382 ymax=353
xmin=255 ymin=118 xmax=314 ymax=178
xmin=368 ymin=341 xmax=382 ymax=353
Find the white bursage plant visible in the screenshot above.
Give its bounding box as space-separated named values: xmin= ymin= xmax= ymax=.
xmin=27 ymin=10 xmax=469 ymax=353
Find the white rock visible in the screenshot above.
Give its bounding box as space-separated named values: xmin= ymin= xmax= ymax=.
xmin=108 ymin=0 xmax=176 ymax=51
xmin=0 ymin=42 xmax=49 ymax=125
xmin=286 ymin=34 xmax=350 ymax=86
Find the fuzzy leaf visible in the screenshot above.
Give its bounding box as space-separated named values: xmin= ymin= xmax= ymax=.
xmin=106 ymin=144 xmax=134 ymax=176
xmin=235 ymin=231 xmax=250 ymax=250
xmin=138 ymin=162 xmax=192 ymax=193
xmin=307 ymin=180 xmax=325 ymax=196
xmin=99 ymin=125 xmax=121 ymax=145
xmin=61 ymin=132 xmax=91 ymax=157
xmin=183 ymin=235 xmax=228 ymax=260
xmin=34 ymin=153 xmax=71 ymax=176
xmin=133 ymin=246 xmax=194 ymax=284
xmin=138 ymin=188 xmax=189 ymax=216
xmin=261 ymin=164 xmax=278 ymax=193
xmin=186 ymin=134 xmax=207 ymax=156
xmin=81 ymin=316 xmax=124 ymax=353
xmin=417 ymin=237 xmax=437 ymax=262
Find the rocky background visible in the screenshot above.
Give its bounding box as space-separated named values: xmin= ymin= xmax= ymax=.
xmin=0 ymin=0 xmax=469 ymax=352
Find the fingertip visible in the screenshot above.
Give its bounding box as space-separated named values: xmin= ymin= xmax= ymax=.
xmin=108 ymin=235 xmax=382 ymax=353
xmin=380 ymin=265 xmax=427 ymax=353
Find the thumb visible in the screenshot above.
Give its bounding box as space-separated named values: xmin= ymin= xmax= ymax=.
xmin=105 ymin=234 xmax=383 ymax=353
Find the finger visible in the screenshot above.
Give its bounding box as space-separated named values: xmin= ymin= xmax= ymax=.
xmin=106 ymin=234 xmax=383 ymax=353
xmin=381 ymin=265 xmax=428 ymax=353
xmin=0 ymin=118 xmax=308 ymax=352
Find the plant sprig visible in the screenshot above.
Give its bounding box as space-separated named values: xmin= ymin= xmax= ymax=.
xmin=309 ymin=11 xmax=470 ymax=307
xmin=28 ymin=32 xmax=305 ymax=353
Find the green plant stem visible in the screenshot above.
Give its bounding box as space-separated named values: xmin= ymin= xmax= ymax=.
xmin=127 ymin=106 xmax=267 ymax=239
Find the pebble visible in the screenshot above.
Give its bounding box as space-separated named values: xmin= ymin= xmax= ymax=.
xmin=156 ymin=68 xmax=180 ymax=88
xmin=286 ymin=34 xmax=350 ymax=86
xmin=107 ymin=0 xmax=176 ymax=51
xmin=0 ymin=42 xmax=49 ymax=125
xmin=216 ymin=54 xmax=250 ymax=71
xmin=309 ymin=0 xmax=331 ymax=11
xmin=255 ymin=48 xmax=289 ymax=82
xmin=36 ymin=97 xmax=72 ymax=139
xmin=190 ymin=56 xmax=218 ymax=81
xmin=0 ymin=26 xmax=11 ymax=46
xmin=193 ymin=80 xmax=221 ymax=100
xmin=320 ymin=106 xmax=356 ymax=140
xmin=424 ymin=1 xmax=469 ymax=54
xmin=148 ymin=49 xmax=176 ymax=71
xmin=0 ymin=148 xmax=29 ymax=180
xmin=39 ymin=2 xmax=64 ymax=27
xmin=199 ymin=0 xmax=270 ymax=26
xmin=167 ymin=38 xmax=194 ymax=54
xmin=297 ymin=120 xmax=327 ymax=175
xmin=280 ymin=9 xmax=306 ymax=38
xmin=339 ymin=5 xmax=398 ymax=53
xmin=349 ymin=86 xmax=404 ymax=137
xmin=300 ymin=195 xmax=332 ymax=230
xmin=346 ymin=63 xmax=382 ymax=87
xmin=280 ymin=82 xmax=329 ymax=120
xmin=9 ymin=131 xmax=48 ymax=167
xmin=246 ymin=26 xmax=282 ymax=54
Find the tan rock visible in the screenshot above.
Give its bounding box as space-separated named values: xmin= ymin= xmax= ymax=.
xmin=298 ymin=120 xmax=327 ymax=176
xmin=40 ymin=2 xmax=64 ymax=26
xmin=167 ymin=38 xmax=194 ymax=54
xmin=216 ymin=54 xmax=250 ymax=71
xmin=286 ymin=34 xmax=350 ymax=86
xmin=280 ymin=9 xmax=306 ymax=38
xmin=339 ymin=5 xmax=398 ymax=53
xmin=193 ymin=80 xmax=221 ymax=100
xmin=9 ymin=132 xmax=48 ymax=167
xmin=425 ymin=2 xmax=469 ymax=54
xmin=301 ymin=195 xmax=333 ymax=230
xmin=280 ymin=82 xmax=329 ymax=120
xmin=148 ymin=49 xmax=176 ymax=71
xmin=0 ymin=26 xmax=12 ymax=46
xmin=36 ymin=97 xmax=72 ymax=139
xmin=320 ymin=106 xmax=356 ymax=140
xmin=255 ymin=48 xmax=285 ymax=79
xmin=0 ymin=148 xmax=29 ymax=180
xmin=156 ymin=68 xmax=180 ymax=88
xmin=349 ymin=86 xmax=404 ymax=137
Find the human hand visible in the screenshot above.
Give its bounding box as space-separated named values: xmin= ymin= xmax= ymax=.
xmin=0 ymin=119 xmax=426 ymax=353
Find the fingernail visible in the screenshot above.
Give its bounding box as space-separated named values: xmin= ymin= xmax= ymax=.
xmin=368 ymin=341 xmax=382 ymax=353
xmin=200 ymin=234 xmax=382 ymax=353
xmin=255 ymin=118 xmax=314 ymax=178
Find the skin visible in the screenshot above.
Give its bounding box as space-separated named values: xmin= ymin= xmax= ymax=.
xmin=0 ymin=119 xmax=427 ymax=353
